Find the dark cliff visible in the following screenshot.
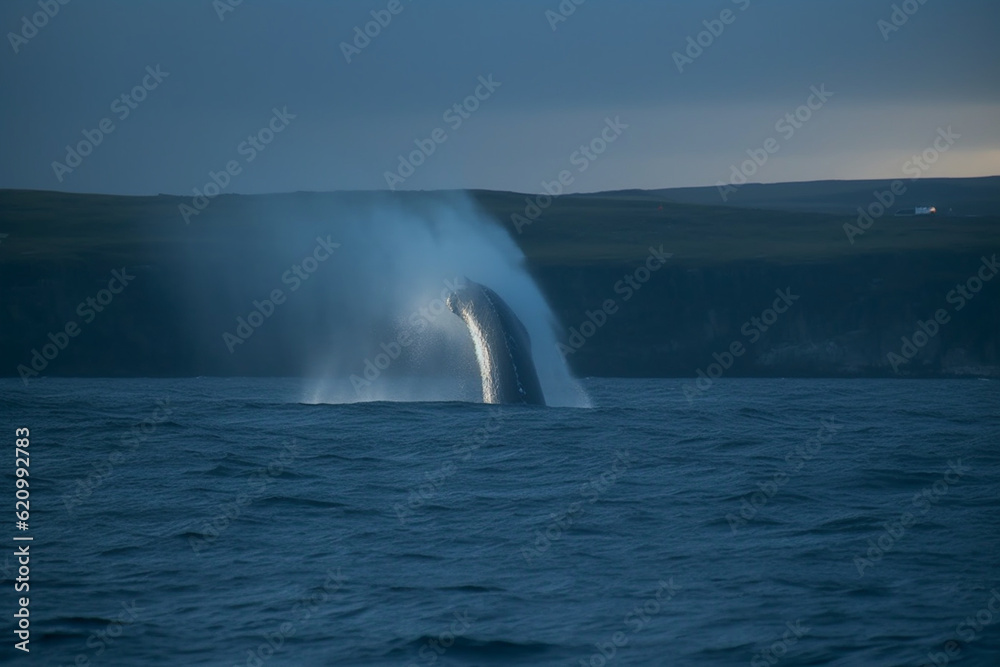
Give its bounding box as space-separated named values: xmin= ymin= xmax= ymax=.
xmin=2 ymin=179 xmax=998 ymax=381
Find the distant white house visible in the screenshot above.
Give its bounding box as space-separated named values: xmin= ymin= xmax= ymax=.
xmin=895 ymin=206 xmax=937 ymax=216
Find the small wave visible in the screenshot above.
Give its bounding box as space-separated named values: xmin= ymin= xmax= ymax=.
xmin=402 ymin=636 xmax=557 ymax=658
xmin=255 ymin=496 xmax=348 ymax=510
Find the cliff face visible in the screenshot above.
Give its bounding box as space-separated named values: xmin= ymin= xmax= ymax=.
xmin=1 ymin=186 xmax=998 ymax=381
xmin=535 ymin=254 xmax=1000 ymax=378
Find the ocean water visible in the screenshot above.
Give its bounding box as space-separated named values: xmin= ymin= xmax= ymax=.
xmin=2 ymin=377 xmax=999 ymax=666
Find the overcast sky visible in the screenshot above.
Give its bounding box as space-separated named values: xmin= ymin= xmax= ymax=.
xmin=1 ymin=0 xmax=997 ymax=196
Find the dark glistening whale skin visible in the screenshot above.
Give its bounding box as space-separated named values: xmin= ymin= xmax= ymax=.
xmin=447 ymin=279 xmax=546 ymax=406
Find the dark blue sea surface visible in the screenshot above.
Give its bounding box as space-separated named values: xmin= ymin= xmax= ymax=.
xmin=2 ymin=378 xmax=999 ymax=666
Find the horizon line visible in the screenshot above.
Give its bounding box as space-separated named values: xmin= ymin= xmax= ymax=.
xmin=2 ymin=174 xmax=999 ymax=200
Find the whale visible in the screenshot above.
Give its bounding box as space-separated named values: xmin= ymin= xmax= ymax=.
xmin=446 ymin=279 xmax=546 ymax=406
